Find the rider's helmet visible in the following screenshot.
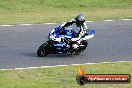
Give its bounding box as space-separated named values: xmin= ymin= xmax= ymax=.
xmin=75 ymin=14 xmax=85 ymax=26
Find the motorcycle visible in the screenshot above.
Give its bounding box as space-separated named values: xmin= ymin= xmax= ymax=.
xmin=37 ymin=26 xmax=95 ymax=57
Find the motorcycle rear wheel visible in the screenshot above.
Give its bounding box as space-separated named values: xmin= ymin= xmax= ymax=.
xmin=70 ymin=48 xmax=81 ymax=55
xmin=80 ymin=40 xmax=88 ymax=52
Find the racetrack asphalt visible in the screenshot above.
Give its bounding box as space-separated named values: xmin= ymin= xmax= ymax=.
xmin=0 ymin=20 xmax=132 ymax=69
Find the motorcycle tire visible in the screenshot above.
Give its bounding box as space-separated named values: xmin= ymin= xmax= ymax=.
xmin=80 ymin=40 xmax=88 ymax=52
xmin=70 ymin=51 xmax=80 ymax=55
xmin=37 ymin=43 xmax=49 ymax=57
xmin=70 ymin=48 xmax=81 ymax=55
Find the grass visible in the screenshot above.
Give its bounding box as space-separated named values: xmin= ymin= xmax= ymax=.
xmin=0 ymin=0 xmax=132 ymax=24
xmin=0 ymin=62 xmax=132 ymax=88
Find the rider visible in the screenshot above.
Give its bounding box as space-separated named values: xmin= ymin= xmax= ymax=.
xmin=60 ymin=14 xmax=88 ymax=41
xmin=49 ymin=14 xmax=92 ymax=42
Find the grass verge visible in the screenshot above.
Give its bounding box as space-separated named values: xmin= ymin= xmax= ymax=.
xmin=0 ymin=0 xmax=132 ymax=24
xmin=0 ymin=62 xmax=132 ymax=88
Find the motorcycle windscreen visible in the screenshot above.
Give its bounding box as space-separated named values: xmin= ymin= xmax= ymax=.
xmin=86 ymin=29 xmax=96 ymax=35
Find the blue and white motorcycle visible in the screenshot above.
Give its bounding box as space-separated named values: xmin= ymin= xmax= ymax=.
xmin=37 ymin=26 xmax=95 ymax=57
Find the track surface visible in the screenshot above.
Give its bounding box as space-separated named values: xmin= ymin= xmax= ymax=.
xmin=0 ymin=20 xmax=132 ymax=69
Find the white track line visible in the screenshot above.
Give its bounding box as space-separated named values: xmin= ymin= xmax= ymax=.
xmin=0 ymin=25 xmax=13 ymax=26
xmin=84 ymin=63 xmax=96 ymax=65
xmin=27 ymin=67 xmax=42 ymax=69
xmin=104 ymin=20 xmax=113 ymax=21
xmin=40 ymin=66 xmax=57 ymax=68
xmin=19 ymin=24 xmax=33 ymax=25
xmin=45 ymin=23 xmax=57 ymax=24
xmin=85 ymin=21 xmax=93 ymax=22
xmin=55 ymin=65 xmax=68 ymax=67
xmin=14 ymin=68 xmax=29 ymax=70
xmin=71 ymin=64 xmax=82 ymax=66
xmin=0 ymin=69 xmax=13 ymax=71
xmin=116 ymin=61 xmax=128 ymax=62
xmin=0 ymin=61 xmax=132 ymax=71
xmin=101 ymin=62 xmax=113 ymax=63
xmin=122 ymin=19 xmax=132 ymax=21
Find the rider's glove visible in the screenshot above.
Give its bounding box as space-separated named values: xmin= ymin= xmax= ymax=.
xmin=60 ymin=26 xmax=64 ymax=31
xmin=49 ymin=35 xmax=55 ymax=40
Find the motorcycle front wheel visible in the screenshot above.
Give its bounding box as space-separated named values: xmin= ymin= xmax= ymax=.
xmin=37 ymin=43 xmax=49 ymax=57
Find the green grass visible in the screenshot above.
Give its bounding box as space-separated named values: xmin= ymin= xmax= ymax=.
xmin=0 ymin=62 xmax=132 ymax=88
xmin=0 ymin=0 xmax=132 ymax=24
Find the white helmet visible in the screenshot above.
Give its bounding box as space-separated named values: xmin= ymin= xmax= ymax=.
xmin=75 ymin=14 xmax=85 ymax=25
